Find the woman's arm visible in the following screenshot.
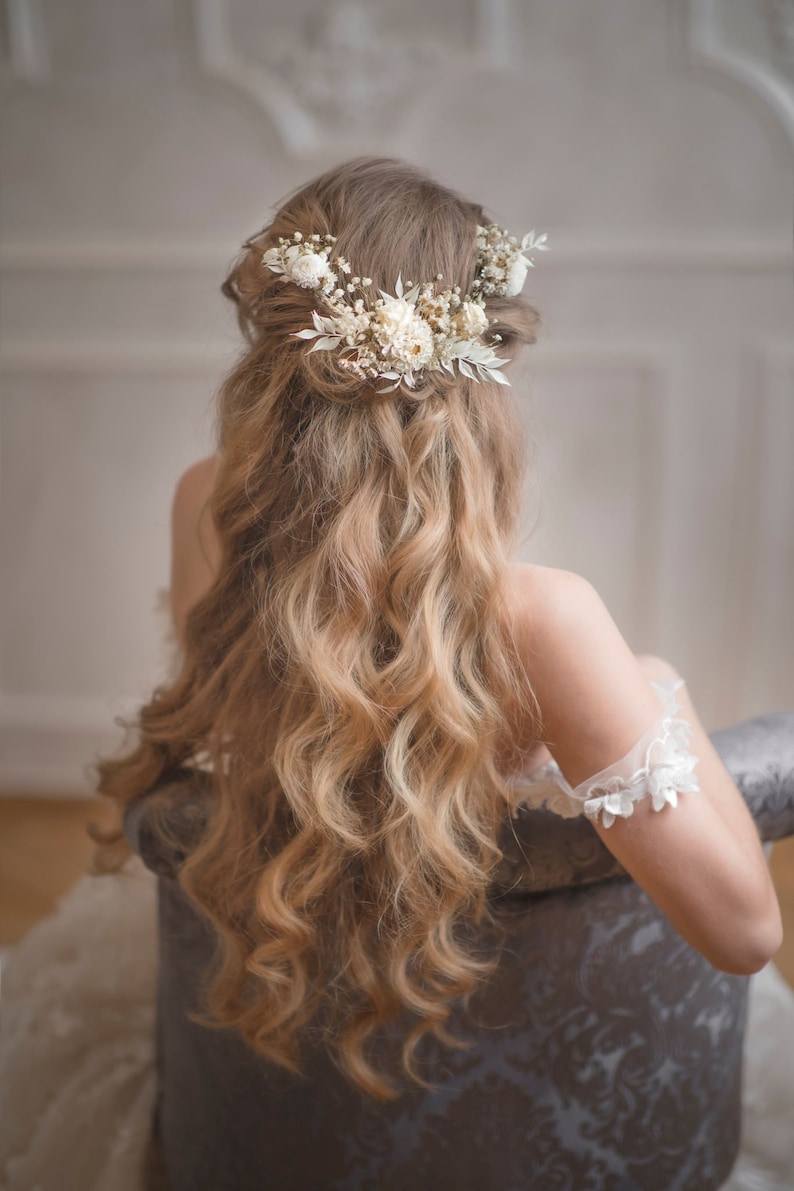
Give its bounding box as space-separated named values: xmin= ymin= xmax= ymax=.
xmin=169 ymin=453 xmax=223 ymax=648
xmin=514 ymin=563 xmax=783 ymax=975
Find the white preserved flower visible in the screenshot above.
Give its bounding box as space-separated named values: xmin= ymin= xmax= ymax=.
xmin=372 ymin=296 xmax=419 ymax=341
xmin=453 ymin=301 xmax=489 ymax=338
xmin=374 ymin=305 xmax=434 ymax=369
xmin=287 ymin=250 xmax=336 ymax=291
xmin=327 ymin=308 xmax=370 ymax=345
xmin=504 ymin=254 xmax=529 ymax=297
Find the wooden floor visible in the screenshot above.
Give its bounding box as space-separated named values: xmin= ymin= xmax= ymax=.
xmin=0 ymin=797 xmax=112 ymax=943
xmin=1 ymin=796 xmax=794 ymax=990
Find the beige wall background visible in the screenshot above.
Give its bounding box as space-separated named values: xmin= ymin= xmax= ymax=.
xmin=1 ymin=0 xmax=792 ymax=794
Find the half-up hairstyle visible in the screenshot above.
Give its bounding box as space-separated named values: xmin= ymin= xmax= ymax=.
xmin=93 ymin=155 xmax=543 ymax=1099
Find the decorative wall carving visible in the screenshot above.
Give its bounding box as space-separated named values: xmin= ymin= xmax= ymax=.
xmin=739 ymin=344 xmax=794 ymax=718
xmin=2 ymin=0 xmax=49 ymax=80
xmin=763 ymin=0 xmax=794 ymax=78
xmin=192 ymin=0 xmax=517 ymax=155
xmin=686 ymin=0 xmax=794 ymax=146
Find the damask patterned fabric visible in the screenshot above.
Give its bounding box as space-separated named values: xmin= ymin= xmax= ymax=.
xmin=124 ymin=708 xmax=794 ymax=1191
xmin=148 ymin=859 xmax=745 ymax=1191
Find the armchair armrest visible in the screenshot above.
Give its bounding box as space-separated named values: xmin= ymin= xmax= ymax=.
xmin=492 ymin=711 xmax=794 ymax=896
xmin=124 ymin=767 xmax=211 ymax=877
xmin=710 ymin=712 xmax=794 ymax=843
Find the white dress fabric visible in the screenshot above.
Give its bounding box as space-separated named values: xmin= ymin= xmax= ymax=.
xmin=0 ymin=586 xmax=792 ymax=1190
xmin=0 ymin=855 xmax=158 ymax=1191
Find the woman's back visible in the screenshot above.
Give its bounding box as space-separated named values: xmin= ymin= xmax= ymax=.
xmin=171 ymin=452 xmax=782 ymax=977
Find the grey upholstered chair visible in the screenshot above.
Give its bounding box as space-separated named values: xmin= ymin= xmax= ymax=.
xmin=124 ymin=712 xmax=794 ymax=1191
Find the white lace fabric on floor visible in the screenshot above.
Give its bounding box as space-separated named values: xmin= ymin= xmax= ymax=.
xmin=0 ymin=856 xmax=158 ymax=1191
xmin=510 ymin=676 xmax=701 ymax=828
xmin=720 ymin=961 xmax=794 ymax=1190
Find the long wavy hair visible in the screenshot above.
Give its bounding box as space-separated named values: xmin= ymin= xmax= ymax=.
xmin=92 ymin=156 xmax=543 ymax=1099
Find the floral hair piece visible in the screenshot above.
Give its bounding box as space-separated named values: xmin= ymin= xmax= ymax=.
xmin=261 ymin=224 xmax=547 ymax=396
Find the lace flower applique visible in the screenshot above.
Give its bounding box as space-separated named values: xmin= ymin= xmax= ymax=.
xmin=513 ymin=677 xmax=701 ymax=828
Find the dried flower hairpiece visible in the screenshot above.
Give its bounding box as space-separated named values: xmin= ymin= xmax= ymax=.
xmin=261 ymin=223 xmax=547 ymax=396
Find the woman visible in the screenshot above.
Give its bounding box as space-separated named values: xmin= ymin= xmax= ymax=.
xmin=0 ymin=156 xmax=788 ymax=1189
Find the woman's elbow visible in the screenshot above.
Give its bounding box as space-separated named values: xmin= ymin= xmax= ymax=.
xmin=707 ymin=900 xmax=784 ymax=976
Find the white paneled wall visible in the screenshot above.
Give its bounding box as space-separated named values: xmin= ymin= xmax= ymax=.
xmin=1 ymin=0 xmax=792 ymax=793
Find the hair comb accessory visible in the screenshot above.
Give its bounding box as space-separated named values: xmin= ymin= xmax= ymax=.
xmin=261 ymin=224 xmax=547 ymax=396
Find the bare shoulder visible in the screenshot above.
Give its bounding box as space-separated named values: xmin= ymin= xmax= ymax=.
xmin=508 ymin=562 xmax=604 ymax=646
xmin=172 ymin=454 xmax=222 ymax=546
xmin=508 ymin=562 xmax=661 ymax=764
xmin=510 ymin=563 xmax=682 ymax=687
xmin=508 ymin=559 xmax=641 ymax=676
xmin=173 ymin=452 xmax=222 ymax=510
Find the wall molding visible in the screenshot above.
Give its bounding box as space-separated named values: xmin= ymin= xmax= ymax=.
xmin=193 ymin=0 xmax=316 ymax=156
xmin=685 ymin=0 xmax=794 ymax=150
xmin=0 ymin=343 xmax=235 ymax=375
xmin=0 ymin=240 xmax=790 ymax=272
xmin=3 ymin=0 xmax=49 ymax=81
xmin=0 ymin=691 xmax=141 ymax=797
xmin=0 ymin=340 xmax=686 ymax=376
xmin=191 ymin=0 xmax=519 ymax=156
xmin=737 ymin=341 xmax=794 ymax=717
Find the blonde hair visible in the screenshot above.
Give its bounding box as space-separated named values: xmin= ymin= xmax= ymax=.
xmin=93 ymin=156 xmax=542 ymax=1100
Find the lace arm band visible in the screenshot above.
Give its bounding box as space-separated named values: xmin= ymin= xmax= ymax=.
xmin=522 ymin=677 xmax=701 ymax=828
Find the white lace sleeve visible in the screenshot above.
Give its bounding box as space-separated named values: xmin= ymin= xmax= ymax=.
xmin=515 ymin=677 xmax=701 ymax=828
